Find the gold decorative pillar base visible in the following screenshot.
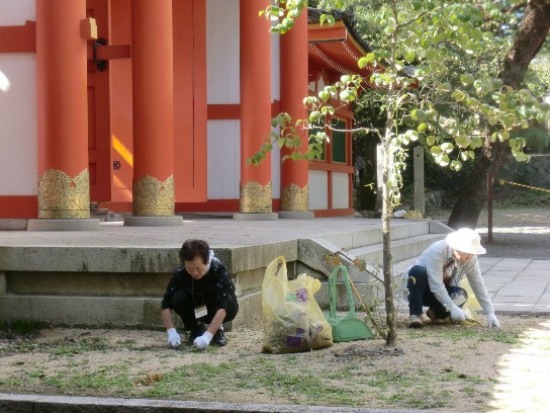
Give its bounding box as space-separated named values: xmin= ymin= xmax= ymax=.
xmin=38 ymin=169 xmax=90 ymax=219
xmin=279 ymin=183 xmax=314 ymax=219
xmin=239 ymin=181 xmax=272 ymax=213
xmin=133 ymin=175 xmax=175 ymax=216
xmin=281 ymin=183 xmax=309 ymax=212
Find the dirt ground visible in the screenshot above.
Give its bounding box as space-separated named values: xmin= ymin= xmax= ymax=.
xmin=1 ymin=314 xmax=549 ymax=412
xmin=1 ymin=207 xmax=549 ymax=412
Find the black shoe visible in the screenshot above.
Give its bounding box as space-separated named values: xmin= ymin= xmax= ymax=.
xmin=212 ymin=329 xmax=227 ymax=346
xmin=187 ymin=324 xmax=205 ymax=344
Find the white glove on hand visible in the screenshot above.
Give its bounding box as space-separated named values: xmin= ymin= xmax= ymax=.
xmin=487 ymin=312 xmax=500 ymax=329
xmin=193 ymin=331 xmax=213 ymax=350
xmin=449 ymin=304 xmax=466 ymax=322
xmin=167 ymin=328 xmax=181 ymax=348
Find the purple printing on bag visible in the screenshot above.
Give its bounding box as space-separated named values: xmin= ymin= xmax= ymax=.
xmin=295 ymin=288 xmax=309 ymax=302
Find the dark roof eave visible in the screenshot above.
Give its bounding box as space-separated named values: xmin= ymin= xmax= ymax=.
xmin=307 ymin=7 xmax=373 ymax=53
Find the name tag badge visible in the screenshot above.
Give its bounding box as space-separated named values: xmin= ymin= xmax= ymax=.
xmin=194 ymin=305 xmax=207 ymax=319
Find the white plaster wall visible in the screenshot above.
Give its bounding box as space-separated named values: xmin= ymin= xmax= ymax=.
xmin=308 ymin=170 xmax=328 ymax=210
xmin=0 ymin=0 xmax=34 ymax=25
xmin=270 ymin=33 xmax=280 ymax=198
xmin=271 ymin=133 xmax=281 ymax=198
xmin=0 ymin=54 xmax=37 ymax=195
xmin=332 ymin=172 xmax=350 ymax=209
xmin=271 ymin=33 xmax=280 ymax=102
xmin=0 ymin=0 xmax=37 ymax=195
xmin=207 ymin=120 xmax=240 ymax=199
xmin=206 ymin=0 xmax=239 ymax=104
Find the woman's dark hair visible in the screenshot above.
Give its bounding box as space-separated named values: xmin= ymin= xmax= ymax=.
xmin=179 ymin=239 xmax=210 ymax=264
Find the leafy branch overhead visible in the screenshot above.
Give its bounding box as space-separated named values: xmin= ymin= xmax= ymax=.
xmin=256 ymin=0 xmax=549 ymax=172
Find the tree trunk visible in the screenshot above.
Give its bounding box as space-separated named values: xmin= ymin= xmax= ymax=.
xmin=382 ymin=141 xmax=397 ymax=346
xmin=448 ymin=0 xmax=550 ymax=229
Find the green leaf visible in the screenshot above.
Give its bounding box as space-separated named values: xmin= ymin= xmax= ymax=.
xmin=441 ymin=142 xmax=454 ymax=153
xmin=308 ymin=111 xmax=321 ymax=123
xmin=451 ymin=90 xmax=466 ymax=102
xmin=469 ymin=138 xmax=482 ymax=150
xmin=339 ymin=88 xmax=357 ymax=102
xmin=430 ymin=146 xmax=442 ymax=156
xmin=320 ymin=106 xmax=335 ymax=116
xmin=455 ymin=135 xmax=470 ymax=148
xmin=438 ymin=83 xmax=452 ymax=92
xmin=411 ymin=109 xmax=426 ymax=121
xmin=450 ymin=160 xmax=462 ymax=171
xmin=487 ymin=116 xmax=498 ymax=126
xmin=405 ymin=51 xmax=416 ymax=64
xmin=318 ymin=90 xmax=330 ymax=102
xmin=320 ymin=14 xmax=335 ymax=26
xmin=358 ymin=52 xmax=375 ymax=69
xmin=460 ymin=74 xmax=474 ymax=85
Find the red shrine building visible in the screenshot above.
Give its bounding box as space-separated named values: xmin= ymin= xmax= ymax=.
xmin=0 ymin=1 xmax=372 ymax=227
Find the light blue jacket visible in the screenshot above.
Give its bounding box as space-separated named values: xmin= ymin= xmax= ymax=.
xmin=409 ymin=239 xmax=494 ymax=314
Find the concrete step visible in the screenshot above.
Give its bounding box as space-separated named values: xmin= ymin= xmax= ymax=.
xmin=348 ymin=233 xmax=445 ymax=265
xmin=299 ymin=219 xmax=451 ymax=309
xmin=320 ymin=219 xmax=435 ymax=250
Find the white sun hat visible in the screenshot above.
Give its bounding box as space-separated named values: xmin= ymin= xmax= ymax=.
xmin=445 ymin=228 xmax=486 ymax=255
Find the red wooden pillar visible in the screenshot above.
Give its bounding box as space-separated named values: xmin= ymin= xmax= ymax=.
xmin=131 ymin=0 xmax=175 ymax=217
xmin=36 ymin=0 xmax=90 ymax=219
xmin=280 ymin=10 xmax=311 ymax=215
xmin=239 ymin=0 xmax=273 ymax=214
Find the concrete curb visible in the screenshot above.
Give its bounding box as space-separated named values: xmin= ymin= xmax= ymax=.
xmin=0 ymin=393 xmax=474 ymax=413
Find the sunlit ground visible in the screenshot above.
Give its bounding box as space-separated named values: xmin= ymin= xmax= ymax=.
xmin=488 ymin=319 xmax=550 ymax=412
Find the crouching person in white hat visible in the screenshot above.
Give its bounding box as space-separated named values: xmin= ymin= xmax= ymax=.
xmin=405 ymin=228 xmax=499 ymax=329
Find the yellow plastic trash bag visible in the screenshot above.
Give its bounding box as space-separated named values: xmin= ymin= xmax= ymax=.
xmin=261 ymin=256 xmax=333 ymax=353
xmin=460 ymin=278 xmax=482 ymax=325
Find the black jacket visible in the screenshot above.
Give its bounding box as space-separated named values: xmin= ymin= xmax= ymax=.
xmin=161 ymin=258 xmax=237 ymax=312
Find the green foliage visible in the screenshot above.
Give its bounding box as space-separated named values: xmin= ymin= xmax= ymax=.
xmin=524 ymin=55 xmax=550 ymax=97
xmin=259 ymin=0 xmax=308 ymax=34
xmin=260 ymin=0 xmax=549 ymax=187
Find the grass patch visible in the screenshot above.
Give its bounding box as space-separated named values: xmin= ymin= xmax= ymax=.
xmin=43 ymin=367 xmax=134 ymax=395
xmin=49 ymin=336 xmax=109 ymax=356
xmin=404 ymin=323 xmax=522 ymax=345
xmin=0 ymin=335 xmax=109 ymax=357
xmin=384 ymin=388 xmax=452 ymax=409
xmin=143 ymin=362 xmax=238 ymax=397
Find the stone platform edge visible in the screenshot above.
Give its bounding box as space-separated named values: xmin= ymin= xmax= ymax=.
xmin=0 ymin=393 xmax=471 ymax=413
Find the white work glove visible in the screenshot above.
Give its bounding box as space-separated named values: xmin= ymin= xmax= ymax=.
xmin=487 ymin=312 xmax=500 ymax=329
xmin=167 ymin=328 xmax=181 ymax=348
xmin=449 ymin=304 xmax=466 ymax=322
xmin=193 ymin=331 xmax=213 ymax=350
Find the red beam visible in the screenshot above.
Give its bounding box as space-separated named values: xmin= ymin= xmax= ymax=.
xmin=0 ymin=21 xmax=36 ymax=53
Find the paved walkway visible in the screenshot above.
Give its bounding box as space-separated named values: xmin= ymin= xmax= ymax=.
xmin=480 ymin=257 xmax=550 ymax=314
